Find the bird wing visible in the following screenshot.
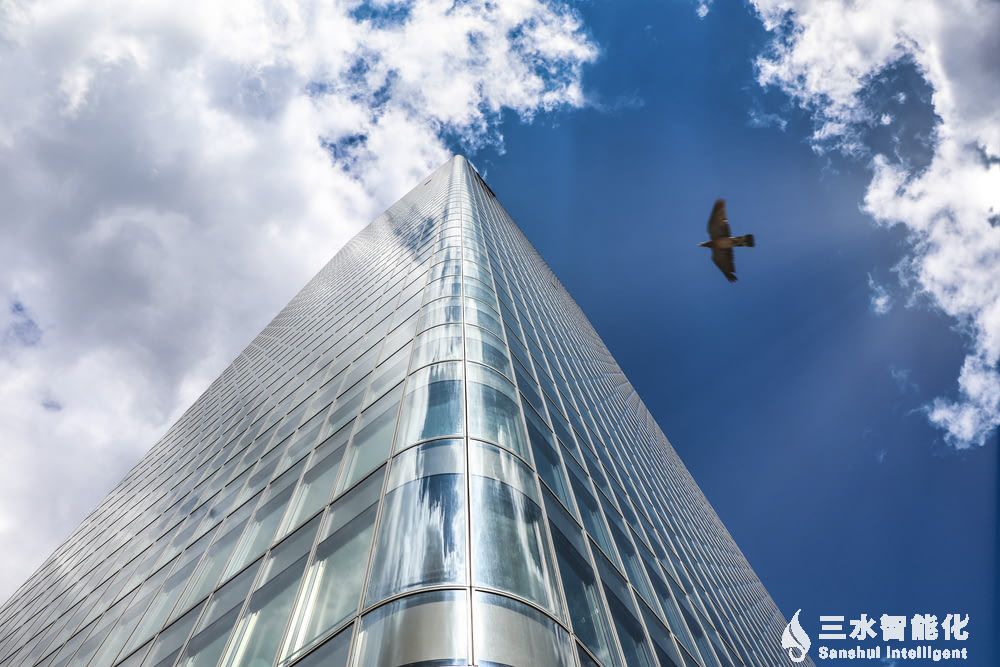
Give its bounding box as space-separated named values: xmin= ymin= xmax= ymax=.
xmin=707 ymin=199 xmax=731 ymax=240
xmin=711 ymin=248 xmax=737 ymax=282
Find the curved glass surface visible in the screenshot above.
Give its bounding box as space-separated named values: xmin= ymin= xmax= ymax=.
xmin=394 ymin=362 xmax=464 ymax=451
xmin=467 ymin=363 xmax=529 ymax=460
xmin=470 ymin=444 xmax=561 ymax=616
xmin=466 ymin=326 xmax=512 ymax=378
xmin=412 ymin=324 xmax=464 ymax=369
xmin=473 ymin=591 xmax=575 ymax=667
xmin=352 ymin=590 xmax=468 ymax=667
xmin=419 ymin=297 xmax=463 ymax=332
xmin=365 ymin=440 xmax=467 ymax=605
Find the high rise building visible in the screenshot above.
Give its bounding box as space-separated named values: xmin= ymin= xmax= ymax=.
xmin=0 ymin=156 xmax=803 ymax=667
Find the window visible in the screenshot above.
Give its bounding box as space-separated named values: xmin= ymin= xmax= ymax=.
xmin=597 ymin=555 xmax=657 ymax=667
xmin=64 ymin=590 xmax=136 ymax=666
xmin=470 ymin=443 xmax=560 ymax=615
xmin=547 ymin=511 xmax=618 ymax=667
xmin=223 ymin=485 xmax=295 ymax=581
xmin=640 ymin=605 xmax=684 ymax=667
xmin=412 ymin=324 xmax=463 ymax=369
xmin=175 ymin=561 xmax=262 ymax=667
xmin=337 ymin=384 xmax=403 ymax=492
xmin=352 ymin=590 xmax=468 ymax=667
xmin=473 ymin=591 xmax=575 ymax=667
xmin=279 ymin=434 xmax=347 ymax=538
xmin=280 ymin=470 xmax=384 ymax=663
xmin=368 ymin=344 xmax=410 ymax=402
xmin=569 ymin=472 xmax=618 ymax=567
xmin=603 ymin=591 xmax=657 ymax=667
xmin=120 ymin=555 xmax=195 ymax=658
xmin=525 ymin=406 xmax=575 ymax=513
xmin=89 ymin=563 xmax=172 ymax=666
xmin=394 ymin=362 xmax=464 ymax=451
xmin=291 ymin=626 xmax=352 ymax=667
xmin=466 ymin=326 xmax=512 ymax=377
xmin=465 ymin=298 xmax=503 ymax=338
xmin=176 ymin=506 xmax=253 ymax=614
xmin=220 ymin=520 xmax=319 ymax=667
xmin=365 ymin=440 xmax=466 ymax=605
xmin=143 ymin=601 xmax=206 ymax=667
xmin=418 ymin=297 xmax=462 ymax=332
xmin=467 ymin=363 xmax=529 ymax=460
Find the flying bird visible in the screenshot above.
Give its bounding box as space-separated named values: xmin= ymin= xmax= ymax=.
xmin=699 ymin=199 xmax=755 ymax=282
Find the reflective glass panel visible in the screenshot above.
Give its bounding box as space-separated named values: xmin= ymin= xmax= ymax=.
xmin=473 ymin=591 xmax=575 ymax=667
xmin=174 ymin=559 xmax=261 ymax=667
xmin=365 ymin=441 xmax=466 ymax=605
xmin=467 ymin=363 xmax=529 ymax=459
xmin=338 ymin=385 xmax=402 ymax=492
xmin=279 ymin=434 xmax=346 ymax=537
xmin=280 ymin=470 xmax=383 ymax=662
xmin=220 ymin=523 xmax=315 ymax=667
xmin=352 ymin=590 xmax=468 ymax=667
xmin=471 ymin=459 xmax=560 ymax=615
xmin=394 ymin=362 xmax=464 ymax=451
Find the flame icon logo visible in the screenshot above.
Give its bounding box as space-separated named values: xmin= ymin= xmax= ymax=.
xmin=781 ymin=609 xmax=811 ymax=663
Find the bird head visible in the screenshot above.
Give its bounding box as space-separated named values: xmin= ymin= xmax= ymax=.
xmin=698 ymin=241 xmax=710 ymax=248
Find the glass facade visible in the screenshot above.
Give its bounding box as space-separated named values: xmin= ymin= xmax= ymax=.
xmin=0 ymin=156 xmax=804 ymax=667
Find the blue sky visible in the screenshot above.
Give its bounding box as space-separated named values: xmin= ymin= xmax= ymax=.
xmin=0 ymin=0 xmax=996 ymax=664
xmin=465 ymin=1 xmax=998 ymax=664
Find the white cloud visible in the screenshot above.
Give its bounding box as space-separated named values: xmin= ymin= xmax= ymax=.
xmin=0 ymin=0 xmax=596 ymax=601
xmin=890 ymin=366 xmax=918 ymax=394
xmin=748 ymin=108 xmax=788 ymax=131
xmin=750 ymin=0 xmax=1000 ymax=448
xmin=696 ymin=2 xmax=712 ymax=19
xmin=868 ymin=273 xmax=893 ymax=315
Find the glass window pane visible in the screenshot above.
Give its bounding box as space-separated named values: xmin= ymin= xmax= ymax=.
xmin=224 ymin=485 xmax=295 ymax=580
xmin=290 ymin=625 xmax=352 ymax=667
xmin=465 ymin=298 xmax=503 ymax=338
xmin=418 ymin=297 xmax=462 ymax=331
xmin=471 ymin=473 xmax=560 ymax=615
xmin=68 ymin=589 xmax=137 ymax=666
xmin=121 ymin=556 xmax=194 ymax=658
xmin=412 ymin=324 xmax=463 ymax=368
xmin=142 ymin=601 xmax=205 ymax=667
xmin=280 ymin=471 xmax=384 ymax=662
xmin=394 ymin=362 xmax=464 ymax=451
xmin=89 ymin=564 xmax=172 ymax=667
xmin=175 ymin=560 xmax=262 ymax=667
xmin=352 ymin=590 xmax=468 ymax=667
xmin=369 ymin=344 xmax=410 ymax=401
xmin=176 ymin=510 xmax=252 ymax=614
xmin=569 ymin=472 xmax=618 ymax=567
xmin=526 ymin=408 xmax=575 ymax=513
xmin=365 ymin=441 xmax=466 ymax=605
xmin=640 ymin=605 xmax=684 ymax=667
xmin=49 ymin=618 xmax=96 ymax=667
xmin=279 ymin=435 xmax=347 ymax=538
xmin=603 ymin=508 xmax=657 ymax=611
xmin=549 ymin=528 xmax=618 ymax=667
xmin=220 ymin=525 xmax=315 ymax=667
xmin=604 ymin=591 xmax=657 ymax=667
xmin=466 ymin=326 xmax=512 ymax=378
xmin=338 ymin=385 xmax=403 ymax=492
xmin=467 ymin=363 xmax=528 ymax=459
xmin=473 ymin=591 xmax=575 ymax=667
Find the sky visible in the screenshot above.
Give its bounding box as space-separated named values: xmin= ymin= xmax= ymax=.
xmin=0 ymin=0 xmax=997 ymax=664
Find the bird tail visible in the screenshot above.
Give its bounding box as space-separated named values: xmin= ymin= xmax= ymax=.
xmin=733 ymin=234 xmax=755 ymax=247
